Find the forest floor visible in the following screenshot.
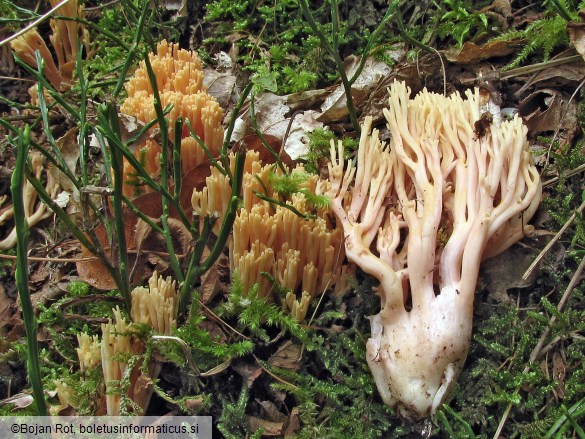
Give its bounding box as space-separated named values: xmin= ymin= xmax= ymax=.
xmin=0 ymin=1 xmax=584 ymax=438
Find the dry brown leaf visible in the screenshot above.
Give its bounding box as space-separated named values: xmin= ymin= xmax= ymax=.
xmin=6 ymin=313 xmax=25 ymax=342
xmin=232 ymin=92 xmax=326 ymax=160
xmin=481 ymin=0 xmax=512 ymax=32
xmin=568 ymin=10 xmax=585 ymax=61
xmin=203 ymin=68 xmax=237 ymax=108
xmin=232 ymin=360 xmax=263 ymax=388
xmin=478 ymin=246 xmax=538 ymax=303
xmin=287 ymin=88 xmax=333 ymax=112
xmin=258 ymin=400 xmax=288 ymax=423
xmin=183 ymin=397 xmax=205 ymax=411
xmin=76 ymin=164 xmax=206 ymax=289
xmin=0 ymin=393 xmax=34 ymax=409
xmin=235 ymin=134 xmax=294 ymax=168
xmin=268 ymin=341 xmax=301 ymax=370
xmin=516 ymin=54 xmax=585 ymax=96
xmin=248 ymin=416 xmax=284 ymax=436
xmin=0 ymin=284 xmax=14 ymax=337
xmin=518 ymin=89 xmax=578 ymax=140
xmin=284 ymin=407 xmax=301 ymax=438
xmin=318 ymin=55 xmax=392 ymax=123
xmin=50 ymin=127 xmax=79 ymax=194
xmin=444 ymin=40 xmax=515 ymax=64
xmin=200 ymin=252 xmax=229 ymax=304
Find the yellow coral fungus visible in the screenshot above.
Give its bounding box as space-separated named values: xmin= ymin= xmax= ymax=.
xmin=120 ymin=41 xmax=224 ymax=197
xmin=192 ymin=150 xmax=345 ymax=307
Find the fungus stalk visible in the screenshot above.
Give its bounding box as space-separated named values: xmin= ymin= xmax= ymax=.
xmin=327 ymin=81 xmax=541 ymax=418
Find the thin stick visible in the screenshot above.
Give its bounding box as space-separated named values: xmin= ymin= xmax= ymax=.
xmin=543 ymin=163 xmax=585 ymax=188
xmin=0 ymin=254 xmax=94 ymax=263
xmin=0 ymin=0 xmax=71 ymax=47
xmin=522 ymin=200 xmax=585 ymax=280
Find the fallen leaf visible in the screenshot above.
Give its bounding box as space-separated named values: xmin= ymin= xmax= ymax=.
xmin=232 ymin=360 xmax=263 ymax=388
xmin=0 ymin=284 xmax=13 ymax=337
xmin=184 ymin=397 xmax=205 ymax=411
xmin=478 ymin=245 xmax=538 ymax=303
xmin=286 ymin=88 xmax=333 ymax=112
xmin=0 ymin=393 xmax=34 ymax=409
xmin=199 ymin=252 xmax=229 ymax=304
xmin=481 ymin=0 xmax=512 ymax=31
xmin=518 ymin=89 xmax=578 ymax=141
xmin=284 ymin=407 xmax=301 ymax=438
xmin=235 ymin=133 xmax=294 ymax=168
xmin=49 ymin=128 xmax=79 ymax=194
xmin=318 ymin=55 xmax=392 ymax=123
xmin=158 ymin=0 xmax=187 ymax=19
xmin=268 ymin=341 xmax=301 ymax=370
xmin=283 ymin=110 xmax=323 ymax=160
xmin=568 ymin=10 xmax=585 ymax=61
xmin=232 ymin=92 xmax=328 ymax=160
xmin=258 ymin=400 xmax=287 ymax=423
xmin=444 ymin=40 xmax=516 ymax=64
xmin=6 ymin=313 xmax=25 ymax=342
xmin=76 ymin=164 xmax=207 ymax=289
xmin=515 ymin=50 xmax=585 ymax=96
xmin=203 ymin=68 xmax=237 ymax=108
xmin=248 ymin=416 xmax=284 ymax=436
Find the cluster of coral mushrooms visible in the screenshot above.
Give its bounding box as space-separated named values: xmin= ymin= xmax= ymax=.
xmin=10 ymin=29 xmax=542 ymax=418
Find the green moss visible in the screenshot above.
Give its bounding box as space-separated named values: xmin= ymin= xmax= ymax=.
xmin=432 ymin=0 xmax=489 ymax=47
xmin=204 ymin=0 xmax=379 ymax=94
xmin=492 ymin=0 xmax=584 ymax=69
xmin=304 ymin=128 xmax=358 ymax=175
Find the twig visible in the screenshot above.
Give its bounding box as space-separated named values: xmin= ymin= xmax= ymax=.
xmin=252 ymin=354 xmax=299 ymax=389
xmin=0 ymin=0 xmax=71 ymax=48
xmin=198 ymin=300 xmax=250 ymax=341
xmin=460 ymin=55 xmax=583 ymax=84
xmin=0 ymin=254 xmax=94 ymax=263
xmin=543 ymin=163 xmax=585 ymax=188
xmin=522 ymin=199 xmax=585 ymax=280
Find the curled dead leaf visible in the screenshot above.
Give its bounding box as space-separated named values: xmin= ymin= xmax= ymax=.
xmin=518 ymin=89 xmax=578 ymax=140
xmin=235 ymin=134 xmax=294 ymax=168
xmin=444 ymin=40 xmax=515 ymax=64
xmin=232 ymin=360 xmax=263 ymax=388
xmin=248 ymin=416 xmax=284 ymax=436
xmin=0 ymin=393 xmax=34 ymax=409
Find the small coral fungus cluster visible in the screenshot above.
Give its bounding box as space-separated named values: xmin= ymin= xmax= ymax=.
xmin=327 ymin=80 xmax=541 ymax=418
xmin=10 ymin=0 xmax=89 ymax=93
xmin=4 ymin=0 xmax=87 ymax=250
xmin=192 ymin=150 xmax=348 ymax=320
xmin=120 ymin=41 xmax=224 ymax=197
xmin=53 ymin=272 xmax=178 ymax=415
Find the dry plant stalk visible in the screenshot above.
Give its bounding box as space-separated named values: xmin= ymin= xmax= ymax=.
xmin=327 ymin=80 xmax=541 ymax=418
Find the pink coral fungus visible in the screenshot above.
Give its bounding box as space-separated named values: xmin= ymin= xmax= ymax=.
xmin=327 ymin=80 xmax=541 ymax=418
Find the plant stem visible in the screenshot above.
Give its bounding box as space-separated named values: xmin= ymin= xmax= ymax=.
xmin=11 ymin=125 xmax=48 ymax=415
xmin=101 ymin=104 xmax=132 ymax=310
xmin=143 ymin=54 xmax=184 ymax=282
xmin=297 ymin=0 xmax=360 ymax=133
